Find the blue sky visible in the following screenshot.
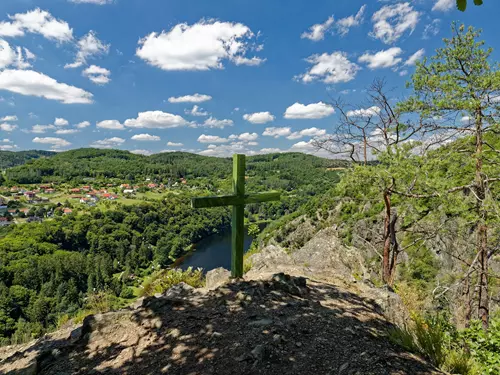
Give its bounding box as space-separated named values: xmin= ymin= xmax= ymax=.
xmin=0 ymin=0 xmax=497 ymax=157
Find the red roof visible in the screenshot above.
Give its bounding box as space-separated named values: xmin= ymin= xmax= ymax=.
xmin=63 ymin=208 xmax=73 ymax=213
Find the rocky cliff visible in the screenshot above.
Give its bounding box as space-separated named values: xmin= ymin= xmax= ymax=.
xmin=0 ymin=228 xmax=443 ymax=375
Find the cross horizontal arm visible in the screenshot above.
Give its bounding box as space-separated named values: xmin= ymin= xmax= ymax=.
xmin=191 ymin=191 xmax=281 ymax=208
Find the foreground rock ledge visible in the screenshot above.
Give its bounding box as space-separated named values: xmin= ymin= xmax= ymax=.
xmin=0 ymin=273 xmax=443 ymax=375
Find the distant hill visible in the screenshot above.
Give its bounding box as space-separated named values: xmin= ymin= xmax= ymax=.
xmin=0 ymin=150 xmax=56 ymax=169
xmin=3 ymin=148 xmax=349 ymax=186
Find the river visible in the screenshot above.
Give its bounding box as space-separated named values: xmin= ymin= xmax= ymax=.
xmin=179 ymin=228 xmax=254 ymax=272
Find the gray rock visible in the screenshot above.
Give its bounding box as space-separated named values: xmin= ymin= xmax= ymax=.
xmin=164 ymin=282 xmax=194 ymax=299
xmin=133 ymin=297 xmax=146 ymax=309
xmin=251 ymin=344 xmax=265 ymax=361
xmin=248 ymin=318 xmax=273 ymax=327
xmin=206 ymin=267 xmax=231 ymax=290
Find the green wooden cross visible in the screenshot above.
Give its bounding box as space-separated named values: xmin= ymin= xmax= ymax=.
xmin=191 ymin=154 xmax=280 ymax=278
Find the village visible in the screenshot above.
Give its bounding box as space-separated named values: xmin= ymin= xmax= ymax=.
xmin=0 ymin=177 xmax=190 ymax=226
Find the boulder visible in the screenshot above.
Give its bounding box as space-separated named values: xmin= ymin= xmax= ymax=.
xmin=205 ymin=267 xmax=231 ymax=289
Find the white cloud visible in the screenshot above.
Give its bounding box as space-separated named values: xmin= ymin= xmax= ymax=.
xmin=167 ymin=141 xmax=183 ymax=147
xmin=0 ymin=8 xmax=74 ymax=43
xmin=136 ymin=20 xmax=264 ymax=71
xmin=405 ymin=48 xmax=425 ymax=66
xmin=69 ymin=0 xmax=114 ymax=4
xmin=0 ymin=144 xmax=16 ymax=150
xmin=54 ymin=117 xmax=69 ymax=126
xmin=432 ymin=0 xmax=454 ymax=12
xmin=0 ymin=115 xmax=17 ymax=122
xmin=199 ymin=142 xmax=256 ymax=157
xmin=55 ymin=128 xmax=79 ymax=134
xmin=91 ymin=137 xmax=125 ymax=148
xmin=243 ymin=111 xmax=275 ymax=124
xmin=287 ymin=127 xmax=326 ymax=140
xmin=230 ymin=132 xmax=258 ymax=142
xmin=423 ymin=19 xmax=440 ymax=39
xmin=298 ymin=52 xmax=360 ymax=84
xmin=31 ymin=124 xmax=55 ymax=133
xmin=290 ymin=139 xmax=315 ymax=152
xmin=168 ymin=94 xmax=212 ymax=103
xmin=336 ymin=5 xmax=366 ymax=36
xmin=124 ymin=111 xmax=190 ymax=129
xmin=358 ymin=47 xmax=403 ymax=69
xmin=284 ymin=102 xmax=334 ymax=119
xmin=0 ymin=69 xmax=93 ymax=104
xmin=131 ymin=133 xmax=161 ymax=141
xmin=203 ymin=117 xmax=234 ymax=129
xmin=301 ymin=16 xmax=334 ymax=42
xmin=82 ymin=65 xmax=111 ymax=85
xmin=371 ymin=3 xmax=420 ymax=44
xmin=33 ymin=137 xmax=71 ymax=148
xmin=198 ymin=134 xmax=229 ymax=143
xmin=96 ymin=120 xmax=124 ymax=130
xmin=0 ymin=39 xmax=36 ymax=70
xmin=0 ymin=123 xmax=17 ymax=131
xmin=347 ymin=106 xmax=381 ymax=117
xmin=185 ymin=105 xmax=208 ymax=116
xmin=130 ymin=149 xmax=153 ymax=156
xmin=262 ymin=127 xmax=292 ymax=138
xmin=399 ymin=70 xmax=408 ymax=76
xmin=75 ymin=121 xmax=90 ymax=128
xmin=65 ymin=31 xmax=109 ymax=68
xmin=260 ymin=148 xmax=282 ymax=154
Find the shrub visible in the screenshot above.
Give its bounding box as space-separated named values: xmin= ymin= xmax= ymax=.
xmin=140 ymin=267 xmax=204 ymax=297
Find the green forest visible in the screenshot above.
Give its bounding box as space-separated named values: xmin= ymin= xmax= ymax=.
xmin=0 ymin=150 xmax=342 ymax=345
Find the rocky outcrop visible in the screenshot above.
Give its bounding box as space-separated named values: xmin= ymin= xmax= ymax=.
xmin=0 ymin=273 xmax=441 ymax=375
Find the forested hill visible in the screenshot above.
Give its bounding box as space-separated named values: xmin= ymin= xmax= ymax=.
xmin=0 ymin=150 xmax=56 ymax=170
xmin=2 ymin=148 xmax=348 ymax=187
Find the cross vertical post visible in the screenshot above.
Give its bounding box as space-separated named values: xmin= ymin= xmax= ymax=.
xmin=191 ymin=154 xmax=280 ymax=278
xmin=232 ymin=154 xmax=245 ymax=278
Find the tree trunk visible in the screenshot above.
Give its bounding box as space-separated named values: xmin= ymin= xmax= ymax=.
xmin=388 ymin=212 xmax=399 ymax=286
xmin=382 ymin=189 xmax=392 ymax=284
xmin=474 ymin=109 xmax=489 ymax=330
xmin=463 ymin=273 xmax=472 ymax=328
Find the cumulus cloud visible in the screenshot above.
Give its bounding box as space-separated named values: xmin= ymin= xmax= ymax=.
xmin=432 ymin=0 xmax=454 ymax=12
xmin=347 ymin=106 xmax=381 ymax=117
xmin=284 ymin=102 xmax=334 ymax=119
xmin=298 ymin=52 xmax=360 ymax=84
xmin=75 ymin=121 xmax=90 ymax=128
xmin=83 ymin=65 xmax=111 ymax=85
xmin=0 ymin=144 xmax=16 ymax=150
xmin=65 ymin=31 xmax=109 ymax=68
xmin=301 ymin=16 xmax=334 ymax=42
xmin=203 ymin=117 xmax=234 ymax=129
xmin=405 ymin=48 xmax=425 ymax=66
xmin=0 ymin=39 xmax=36 ymax=69
xmin=185 ymin=105 xmax=208 ymax=116
xmin=33 ymin=136 xmax=71 ymax=148
xmin=0 ymin=123 xmax=17 ymax=131
xmin=0 ymin=69 xmax=93 ymax=104
xmin=124 ymin=111 xmax=190 ymax=129
xmin=131 ymin=133 xmax=161 ymax=141
xmin=243 ymin=111 xmax=275 ymax=124
xmin=260 ymin=148 xmax=282 ymax=154
xmin=358 ymin=47 xmax=403 ymax=69
xmin=96 ymin=120 xmax=124 ymax=130
xmin=0 ymin=8 xmax=73 ymax=43
xmin=1 ymin=115 xmax=17 ymax=121
xmin=31 ymin=124 xmax=55 ymax=133
xmin=336 ymin=5 xmax=366 ymax=36
xmin=130 ymin=149 xmax=153 ymax=156
xmin=136 ymin=20 xmax=264 ymax=71
xmin=55 ymin=129 xmax=79 ymax=134
xmin=370 ymin=3 xmax=420 ymax=44
xmin=262 ymin=127 xmax=292 ymax=138
xmin=54 ymin=117 xmax=69 ymax=126
xmin=229 ymin=132 xmax=258 ymax=142
xmin=290 ymin=139 xmax=315 ymax=152
xmin=167 ymin=141 xmax=183 ymax=147
xmin=91 ymin=137 xmax=125 ymax=148
xmin=168 ymin=93 xmax=212 ymax=103
xmin=287 ymin=127 xmax=326 ymax=140
xmin=198 ymin=134 xmax=229 ymax=143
